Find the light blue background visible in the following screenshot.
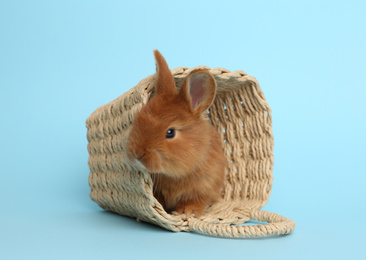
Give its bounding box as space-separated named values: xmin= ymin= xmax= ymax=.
xmin=1 ymin=0 xmax=365 ymax=259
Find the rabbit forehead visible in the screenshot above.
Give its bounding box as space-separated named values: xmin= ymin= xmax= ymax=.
xmin=138 ymin=95 xmax=195 ymax=127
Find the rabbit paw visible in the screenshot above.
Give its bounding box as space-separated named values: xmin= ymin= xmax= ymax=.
xmin=176 ymin=203 xmax=205 ymax=218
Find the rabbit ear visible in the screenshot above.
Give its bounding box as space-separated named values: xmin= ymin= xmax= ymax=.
xmin=180 ymin=69 xmax=216 ymax=114
xmin=153 ymin=50 xmax=177 ymax=96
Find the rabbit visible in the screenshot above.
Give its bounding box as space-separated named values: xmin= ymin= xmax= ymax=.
xmin=126 ymin=50 xmax=227 ymax=217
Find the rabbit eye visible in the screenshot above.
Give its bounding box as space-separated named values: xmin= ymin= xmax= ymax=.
xmin=166 ymin=128 xmax=176 ymax=139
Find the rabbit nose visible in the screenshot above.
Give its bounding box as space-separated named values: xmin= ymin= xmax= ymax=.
xmin=137 ymin=153 xmax=146 ymax=160
xmin=134 ymin=151 xmax=147 ymax=160
xmin=134 ymin=151 xmax=147 ymax=170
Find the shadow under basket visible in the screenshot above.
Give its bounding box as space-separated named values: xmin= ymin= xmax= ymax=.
xmin=86 ymin=66 xmax=295 ymax=238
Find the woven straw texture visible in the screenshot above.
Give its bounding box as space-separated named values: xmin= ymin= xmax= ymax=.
xmin=86 ymin=66 xmax=295 ymax=238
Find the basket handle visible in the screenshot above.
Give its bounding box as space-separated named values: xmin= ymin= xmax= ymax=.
xmin=187 ymin=209 xmax=295 ymax=238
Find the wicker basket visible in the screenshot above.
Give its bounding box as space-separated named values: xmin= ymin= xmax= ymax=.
xmin=86 ymin=66 xmax=295 ymax=238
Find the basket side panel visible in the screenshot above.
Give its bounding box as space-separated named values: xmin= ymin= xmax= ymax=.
xmin=207 ymin=76 xmax=274 ymax=208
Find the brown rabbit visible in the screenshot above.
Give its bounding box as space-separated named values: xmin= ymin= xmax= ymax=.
xmin=126 ymin=50 xmax=227 ymax=217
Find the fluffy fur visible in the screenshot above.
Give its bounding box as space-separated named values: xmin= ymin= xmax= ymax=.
xmin=126 ymin=50 xmax=227 ymax=217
